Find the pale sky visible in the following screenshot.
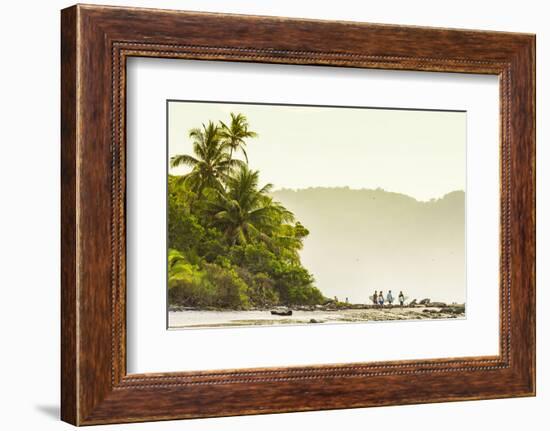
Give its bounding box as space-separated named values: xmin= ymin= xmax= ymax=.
xmin=168 ymin=101 xmax=465 ymax=201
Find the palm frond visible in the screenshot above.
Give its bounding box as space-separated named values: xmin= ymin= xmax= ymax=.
xmin=258 ymin=182 xmax=274 ymax=195
xmin=170 ymin=154 xmax=199 ymax=169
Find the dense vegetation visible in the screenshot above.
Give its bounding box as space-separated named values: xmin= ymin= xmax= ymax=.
xmin=168 ymin=113 xmax=325 ymax=309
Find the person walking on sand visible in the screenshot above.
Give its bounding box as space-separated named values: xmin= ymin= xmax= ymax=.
xmin=372 ymin=290 xmax=378 ymax=306
xmin=378 ymin=291 xmax=385 ymax=307
xmin=399 ymin=291 xmax=405 ymax=307
xmin=387 ymin=290 xmax=394 ymax=307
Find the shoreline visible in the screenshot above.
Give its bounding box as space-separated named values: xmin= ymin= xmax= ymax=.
xmin=168 ymin=304 xmax=466 ymax=328
xmin=169 ymin=302 xmax=465 ymax=313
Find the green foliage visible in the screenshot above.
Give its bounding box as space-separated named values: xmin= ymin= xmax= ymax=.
xmin=170 ymin=121 xmax=243 ymax=199
xmin=202 ymin=262 xmax=250 ymax=309
xmin=168 ymin=113 xmax=326 ymax=309
xmin=219 ymin=112 xmax=258 ymax=163
xmin=168 ymin=250 xmax=249 ymax=309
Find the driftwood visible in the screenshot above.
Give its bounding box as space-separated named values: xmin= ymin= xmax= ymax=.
xmin=271 ymin=309 xmax=293 ymax=316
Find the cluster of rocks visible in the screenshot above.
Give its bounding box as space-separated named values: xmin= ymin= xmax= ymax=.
xmin=271 ymin=300 xmax=466 ymax=314
xmin=409 ymin=298 xmax=464 ymax=312
xmin=439 ymin=305 xmax=466 ymax=314
xmin=169 ymin=300 xmax=465 ymax=316
xmin=291 ymin=299 xmax=464 ymax=312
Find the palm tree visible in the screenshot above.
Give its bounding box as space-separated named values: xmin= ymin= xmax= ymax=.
xmin=170 ymin=121 xmax=240 ymax=199
xmin=219 ymin=113 xmax=258 ymax=163
xmin=209 ymin=165 xmax=294 ymax=245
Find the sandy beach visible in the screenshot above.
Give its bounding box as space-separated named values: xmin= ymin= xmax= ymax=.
xmin=169 ymin=305 xmax=465 ymax=329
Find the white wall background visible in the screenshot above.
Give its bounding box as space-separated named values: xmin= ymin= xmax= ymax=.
xmin=0 ymin=1 xmax=545 ymax=430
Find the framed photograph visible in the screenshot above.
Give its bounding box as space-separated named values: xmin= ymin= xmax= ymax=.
xmin=61 ymin=4 xmax=536 ymax=425
xmin=164 ymin=100 xmax=467 ymax=330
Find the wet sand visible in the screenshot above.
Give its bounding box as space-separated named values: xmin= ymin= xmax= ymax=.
xmin=169 ymin=306 xmax=465 ymax=329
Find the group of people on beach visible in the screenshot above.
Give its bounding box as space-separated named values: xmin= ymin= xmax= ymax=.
xmin=372 ymin=290 xmax=405 ymax=307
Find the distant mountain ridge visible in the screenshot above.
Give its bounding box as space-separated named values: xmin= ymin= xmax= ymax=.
xmin=270 ymin=187 xmax=465 ymax=304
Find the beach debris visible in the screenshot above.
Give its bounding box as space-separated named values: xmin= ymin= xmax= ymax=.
xmin=419 ymin=298 xmax=431 ymax=305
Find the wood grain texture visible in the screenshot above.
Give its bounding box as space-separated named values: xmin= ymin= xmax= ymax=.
xmin=60 ymin=5 xmax=78 ymax=425
xmin=60 ymin=4 xmax=536 ymax=425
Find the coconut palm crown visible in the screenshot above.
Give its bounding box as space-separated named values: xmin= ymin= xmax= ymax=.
xmin=219 ymin=112 xmax=258 ymax=163
xmin=170 ymin=121 xmax=241 ymax=198
xmin=209 ymin=165 xmax=294 ymax=245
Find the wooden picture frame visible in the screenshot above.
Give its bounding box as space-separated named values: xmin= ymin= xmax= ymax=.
xmin=61 ymin=4 xmax=535 ymax=425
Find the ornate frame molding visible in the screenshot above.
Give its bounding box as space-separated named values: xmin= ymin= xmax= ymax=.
xmin=61 ymin=5 xmax=535 ymax=425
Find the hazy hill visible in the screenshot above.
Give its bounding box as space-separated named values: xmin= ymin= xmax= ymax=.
xmin=270 ymin=188 xmax=465 ymax=304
